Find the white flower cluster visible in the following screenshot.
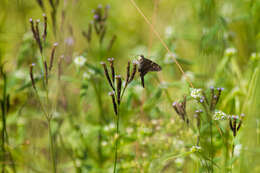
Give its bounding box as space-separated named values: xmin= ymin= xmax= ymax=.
xmin=74 ymin=55 xmax=87 ymax=67
xmin=213 ymin=110 xmax=229 ymax=120
xmin=190 ymin=145 xmax=202 ymax=152
xmin=225 ymin=47 xmax=237 ymax=56
xmin=250 ymin=52 xmax=259 ymax=61
xmin=190 ymin=88 xmax=203 ymax=99
xmin=165 ymin=26 xmax=175 ymax=38
xmin=234 ymin=144 xmax=242 ymax=157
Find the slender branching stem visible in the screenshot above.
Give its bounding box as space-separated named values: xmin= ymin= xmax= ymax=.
xmin=48 ymin=119 xmax=56 ymax=173
xmin=113 ymin=106 xmax=120 ymax=173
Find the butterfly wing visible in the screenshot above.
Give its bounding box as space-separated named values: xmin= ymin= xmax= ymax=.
xmin=138 ymin=55 xmax=162 ymax=88
xmin=139 ymin=56 xmax=161 ymax=73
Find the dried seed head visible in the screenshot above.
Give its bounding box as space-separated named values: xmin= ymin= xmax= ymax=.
xmin=6 ymin=94 xmax=10 ymax=113
xmin=109 ymin=91 xmax=117 ymax=115
xmin=107 ymin=35 xmax=117 ymax=51
xmin=36 ymin=0 xmax=45 ymax=11
xmin=49 ymin=42 xmax=58 ymax=71
xmin=101 ymin=61 xmax=114 ymax=90
xmin=194 ymin=110 xmax=202 ymax=128
xmin=172 ymin=97 xmax=188 ymax=124
xmin=94 ymin=21 xmax=100 ymax=34
xmin=35 ymin=19 xmax=42 ymax=53
xmin=115 ymin=75 xmax=122 ymax=105
xmin=99 ymin=26 xmax=106 ymax=44
xmin=58 ymin=55 xmax=64 ymax=80
xmin=108 ymin=58 xmax=115 ymax=84
xmin=129 ymin=61 xmax=137 ymax=83
xmin=42 ymin=13 xmax=47 ymax=41
xmin=83 ymin=22 xmax=92 ymax=43
xmin=44 ymin=61 xmax=48 ymax=85
xmin=30 ymin=63 xmax=36 ymax=90
xmin=172 ymin=102 xmax=180 ymax=115
xmin=126 ymin=61 xmax=130 ymax=83
xmin=201 ymin=91 xmax=209 ymax=105
xmin=29 ymin=18 xmax=37 ymax=40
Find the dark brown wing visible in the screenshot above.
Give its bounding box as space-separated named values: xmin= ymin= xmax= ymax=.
xmin=138 ymin=55 xmax=161 ymax=74
xmin=138 ymin=55 xmax=162 ymax=88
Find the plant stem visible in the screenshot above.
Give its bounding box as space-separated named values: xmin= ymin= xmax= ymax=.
xmin=48 ymin=120 xmax=56 ymax=173
xmin=113 ymin=107 xmax=120 ymax=173
xmin=231 ymin=140 xmax=235 ymax=173
xmin=210 ymin=119 xmax=213 ymax=173
xmin=1 ymin=72 xmax=7 ymax=173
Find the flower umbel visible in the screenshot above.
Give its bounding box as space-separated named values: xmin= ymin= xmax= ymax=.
xmin=213 ymin=110 xmax=228 ymax=120
xmin=74 ymin=55 xmax=87 ymax=67
xmin=190 ymin=88 xmax=203 ymax=99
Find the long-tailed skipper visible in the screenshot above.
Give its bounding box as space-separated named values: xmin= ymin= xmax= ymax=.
xmin=138 ymin=55 xmax=162 ymax=88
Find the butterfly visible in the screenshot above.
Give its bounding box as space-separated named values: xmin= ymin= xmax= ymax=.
xmin=138 ymin=55 xmax=162 ymax=88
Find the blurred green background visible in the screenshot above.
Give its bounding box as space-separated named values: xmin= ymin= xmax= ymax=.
xmin=0 ymin=0 xmax=260 ymax=172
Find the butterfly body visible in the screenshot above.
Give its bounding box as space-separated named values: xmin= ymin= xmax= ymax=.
xmin=138 ymin=55 xmax=161 ymax=88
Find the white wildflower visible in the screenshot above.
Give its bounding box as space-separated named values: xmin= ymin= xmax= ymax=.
xmin=234 ymin=144 xmax=242 ymax=157
xmin=109 ymin=123 xmax=115 ymax=129
xmin=191 ymin=145 xmax=202 ymax=152
xmin=175 ymin=157 xmax=184 ymax=166
xmin=230 ymin=115 xmax=239 ymax=120
xmin=164 ymin=52 xmax=177 ymax=64
xmin=101 ymin=141 xmax=108 ymax=146
xmin=74 ymin=55 xmax=86 ymax=66
xmin=52 ymin=111 xmax=60 ymax=119
xmin=165 ymin=26 xmax=174 ymax=38
xmin=83 ymin=72 xmax=91 ymax=79
xmin=142 ymin=152 xmax=148 ymax=157
xmin=202 ymin=27 xmax=210 ymax=35
xmin=17 ymin=118 xmax=26 ymax=125
xmin=250 ymin=52 xmax=259 ymax=61
xmin=134 ymin=85 xmax=143 ymax=94
xmin=88 ymin=69 xmax=95 ymax=75
xmin=104 ymin=125 xmax=109 ymax=132
xmin=213 ymin=110 xmax=229 ymax=120
xmin=151 ymin=119 xmax=158 ymax=125
xmin=251 ymin=52 xmax=257 ymax=59
xmin=174 ymin=140 xmax=184 ymax=148
xmin=225 ymin=47 xmax=236 ymax=56
xmin=159 ymin=81 xmax=169 ymax=89
xmin=15 ymin=70 xmax=26 ymax=79
xmin=156 ymin=126 xmax=161 ymax=131
xmin=126 ymin=127 xmax=134 ymax=135
xmin=75 ymin=159 xmax=81 ymax=167
xmin=221 ymin=3 xmax=233 ymax=17
xmin=190 ymin=88 xmax=203 ymax=99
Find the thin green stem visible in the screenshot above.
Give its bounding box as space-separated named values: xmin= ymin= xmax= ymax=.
xmin=210 ymin=119 xmax=213 ymax=173
xmin=1 ymin=73 xmax=7 ymax=173
xmin=48 ymin=120 xmax=56 ymax=173
xmin=231 ymin=139 xmax=235 ymax=173
xmin=113 ymin=107 xmax=120 ymax=173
